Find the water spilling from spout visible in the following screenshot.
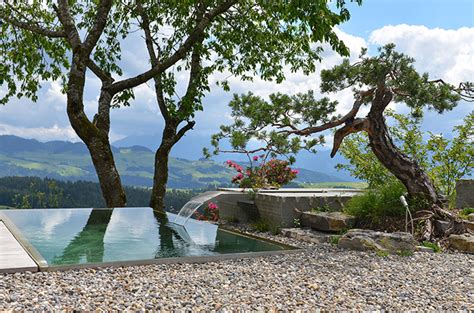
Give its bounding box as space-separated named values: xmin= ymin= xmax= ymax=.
xmin=174 ymin=191 xmax=225 ymax=226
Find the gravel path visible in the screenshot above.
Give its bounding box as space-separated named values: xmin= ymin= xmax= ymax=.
xmin=0 ymin=232 xmax=472 ymax=311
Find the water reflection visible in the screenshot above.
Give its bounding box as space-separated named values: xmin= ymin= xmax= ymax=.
xmin=153 ymin=209 xmax=177 ymax=256
xmin=53 ymin=209 xmax=113 ymax=264
xmin=2 ymin=208 xmax=286 ymax=266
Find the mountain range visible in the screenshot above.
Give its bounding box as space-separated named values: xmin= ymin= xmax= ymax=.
xmin=0 ymin=135 xmax=347 ymax=188
xmin=113 ymin=133 xmax=356 ymax=181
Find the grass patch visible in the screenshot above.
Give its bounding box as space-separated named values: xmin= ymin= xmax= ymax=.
xmin=397 ymin=249 xmax=414 ymax=257
xmin=252 ymin=219 xmax=270 ymax=232
xmin=311 ymin=205 xmax=333 ymax=213
xmin=252 ymin=219 xmax=280 ymax=235
xmin=375 ymin=249 xmax=390 ymax=257
xmin=343 ymin=181 xmax=407 ymax=223
xmin=422 ymin=241 xmax=441 ymax=253
xmin=329 ymin=235 xmax=341 ymax=245
xmin=459 ymin=207 xmax=474 ymax=219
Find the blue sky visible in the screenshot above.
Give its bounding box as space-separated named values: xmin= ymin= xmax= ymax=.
xmin=0 ymin=1 xmax=472 ymax=176
xmin=340 ymin=0 xmax=474 ymax=35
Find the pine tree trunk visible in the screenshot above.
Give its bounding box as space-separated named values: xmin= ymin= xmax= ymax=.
xmin=366 ymin=114 xmax=440 ymax=206
xmin=366 ymin=89 xmax=440 ymax=207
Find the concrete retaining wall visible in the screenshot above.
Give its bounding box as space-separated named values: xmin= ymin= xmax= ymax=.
xmin=255 ymin=191 xmax=357 ymax=228
xmin=215 ymin=192 xmax=258 ymax=223
xmin=456 ymin=179 xmax=474 ymax=208
xmin=216 ymin=188 xmax=362 ymax=228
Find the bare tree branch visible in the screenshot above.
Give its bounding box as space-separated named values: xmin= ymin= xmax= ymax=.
xmin=176 ymin=121 xmax=196 ymax=141
xmin=429 ymin=79 xmax=474 ymax=102
xmin=282 ymin=88 xmax=375 ymax=136
xmin=54 ymin=1 xmax=82 ymax=50
xmin=330 ymin=117 xmax=370 ymax=157
xmin=87 ymin=59 xmax=113 ymax=82
xmin=82 ymin=0 xmax=113 ymax=57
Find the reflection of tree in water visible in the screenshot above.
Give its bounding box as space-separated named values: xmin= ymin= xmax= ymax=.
xmin=152 ymin=209 xmax=190 ymax=258
xmin=53 ymin=209 xmax=113 ymax=264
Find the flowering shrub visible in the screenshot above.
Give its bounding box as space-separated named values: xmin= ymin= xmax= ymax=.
xmin=194 ymin=201 xmax=219 ymax=222
xmin=226 ymin=157 xmax=299 ymax=189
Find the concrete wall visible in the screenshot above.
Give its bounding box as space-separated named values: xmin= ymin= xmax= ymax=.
xmin=215 ymin=192 xmax=258 ymax=223
xmin=254 ymin=192 xmax=355 ymax=228
xmin=456 ymin=179 xmax=474 ymax=208
xmin=215 ymin=188 xmax=362 ymax=227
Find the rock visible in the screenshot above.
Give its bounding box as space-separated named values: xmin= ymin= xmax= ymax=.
xmin=280 ymin=228 xmax=330 ymax=244
xmin=468 ymin=213 xmax=474 ymax=222
xmin=433 ymin=220 xmax=450 ymax=234
xmin=338 ymin=229 xmax=416 ymax=254
xmin=300 ymin=212 xmax=355 ymax=232
xmin=449 ymin=234 xmax=474 ymax=253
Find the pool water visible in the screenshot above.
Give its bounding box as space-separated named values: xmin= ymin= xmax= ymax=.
xmin=0 ymin=208 xmax=288 ymax=266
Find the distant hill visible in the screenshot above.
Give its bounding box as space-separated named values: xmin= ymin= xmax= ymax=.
xmin=113 ymin=133 xmax=357 ymax=181
xmin=0 ymin=135 xmax=344 ymax=188
xmin=0 ymin=176 xmax=200 ymax=211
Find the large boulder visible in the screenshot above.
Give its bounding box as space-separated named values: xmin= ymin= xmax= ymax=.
xmin=449 ymin=234 xmax=474 ymax=254
xmin=338 ymin=229 xmax=416 ymax=255
xmin=300 ymin=211 xmax=355 ymax=232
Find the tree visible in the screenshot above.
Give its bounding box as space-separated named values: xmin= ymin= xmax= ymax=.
xmin=126 ymin=0 xmax=362 ymax=211
xmin=1 ymin=0 xmax=361 ymax=210
xmin=1 ymin=1 xmax=133 ymax=207
xmin=211 ymin=44 xmax=473 ymax=238
xmin=337 ymin=110 xmax=473 ymax=206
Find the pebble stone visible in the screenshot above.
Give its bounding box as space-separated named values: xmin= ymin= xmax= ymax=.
xmin=0 ymin=227 xmax=472 ymax=311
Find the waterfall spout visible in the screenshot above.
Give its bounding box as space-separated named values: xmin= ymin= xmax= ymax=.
xmin=174 ymin=191 xmax=225 ymax=225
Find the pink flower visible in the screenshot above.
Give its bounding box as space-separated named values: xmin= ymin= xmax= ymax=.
xmin=291 ymin=169 xmax=299 ymax=174
xmin=208 ymin=202 xmax=218 ymax=210
xmin=252 ymin=156 xmax=259 ymax=161
xmin=236 ymin=173 xmax=244 ymax=179
xmin=225 ymin=160 xmax=232 ymax=165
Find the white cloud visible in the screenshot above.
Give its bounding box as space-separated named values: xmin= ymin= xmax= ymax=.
xmin=1 ymin=25 xmax=471 ymax=149
xmin=369 ymin=25 xmax=474 ymax=84
xmin=0 ymin=123 xmax=80 ymax=142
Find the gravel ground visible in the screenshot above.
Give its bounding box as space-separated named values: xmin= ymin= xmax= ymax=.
xmin=0 ymin=230 xmax=472 ymax=311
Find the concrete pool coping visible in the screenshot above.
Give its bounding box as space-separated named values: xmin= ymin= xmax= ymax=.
xmin=0 ymin=208 xmax=302 ymax=273
xmin=0 ymin=221 xmax=38 ymax=273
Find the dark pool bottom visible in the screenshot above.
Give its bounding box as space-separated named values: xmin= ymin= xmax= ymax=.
xmin=0 ymin=208 xmax=296 ymax=269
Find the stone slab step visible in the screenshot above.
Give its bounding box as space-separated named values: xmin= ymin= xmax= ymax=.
xmin=300 ymin=211 xmax=355 ymax=232
xmin=281 ymin=228 xmax=333 ymax=244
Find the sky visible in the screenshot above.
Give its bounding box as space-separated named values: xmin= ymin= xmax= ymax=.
xmin=0 ymin=0 xmax=473 ymax=169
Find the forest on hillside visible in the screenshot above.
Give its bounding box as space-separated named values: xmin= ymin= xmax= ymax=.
xmin=0 ymin=177 xmax=202 ymax=212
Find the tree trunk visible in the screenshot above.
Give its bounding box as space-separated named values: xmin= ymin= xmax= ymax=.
xmin=149 ymin=127 xmax=175 ymax=212
xmin=66 ymin=55 xmax=126 ymax=208
xmin=366 ymin=89 xmax=440 ymax=208
xmin=86 ymin=137 xmax=126 ymax=207
xmin=364 ymin=89 xmax=470 ymax=240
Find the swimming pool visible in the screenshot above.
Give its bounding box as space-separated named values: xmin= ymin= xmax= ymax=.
xmin=0 ymin=208 xmax=295 ymax=269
